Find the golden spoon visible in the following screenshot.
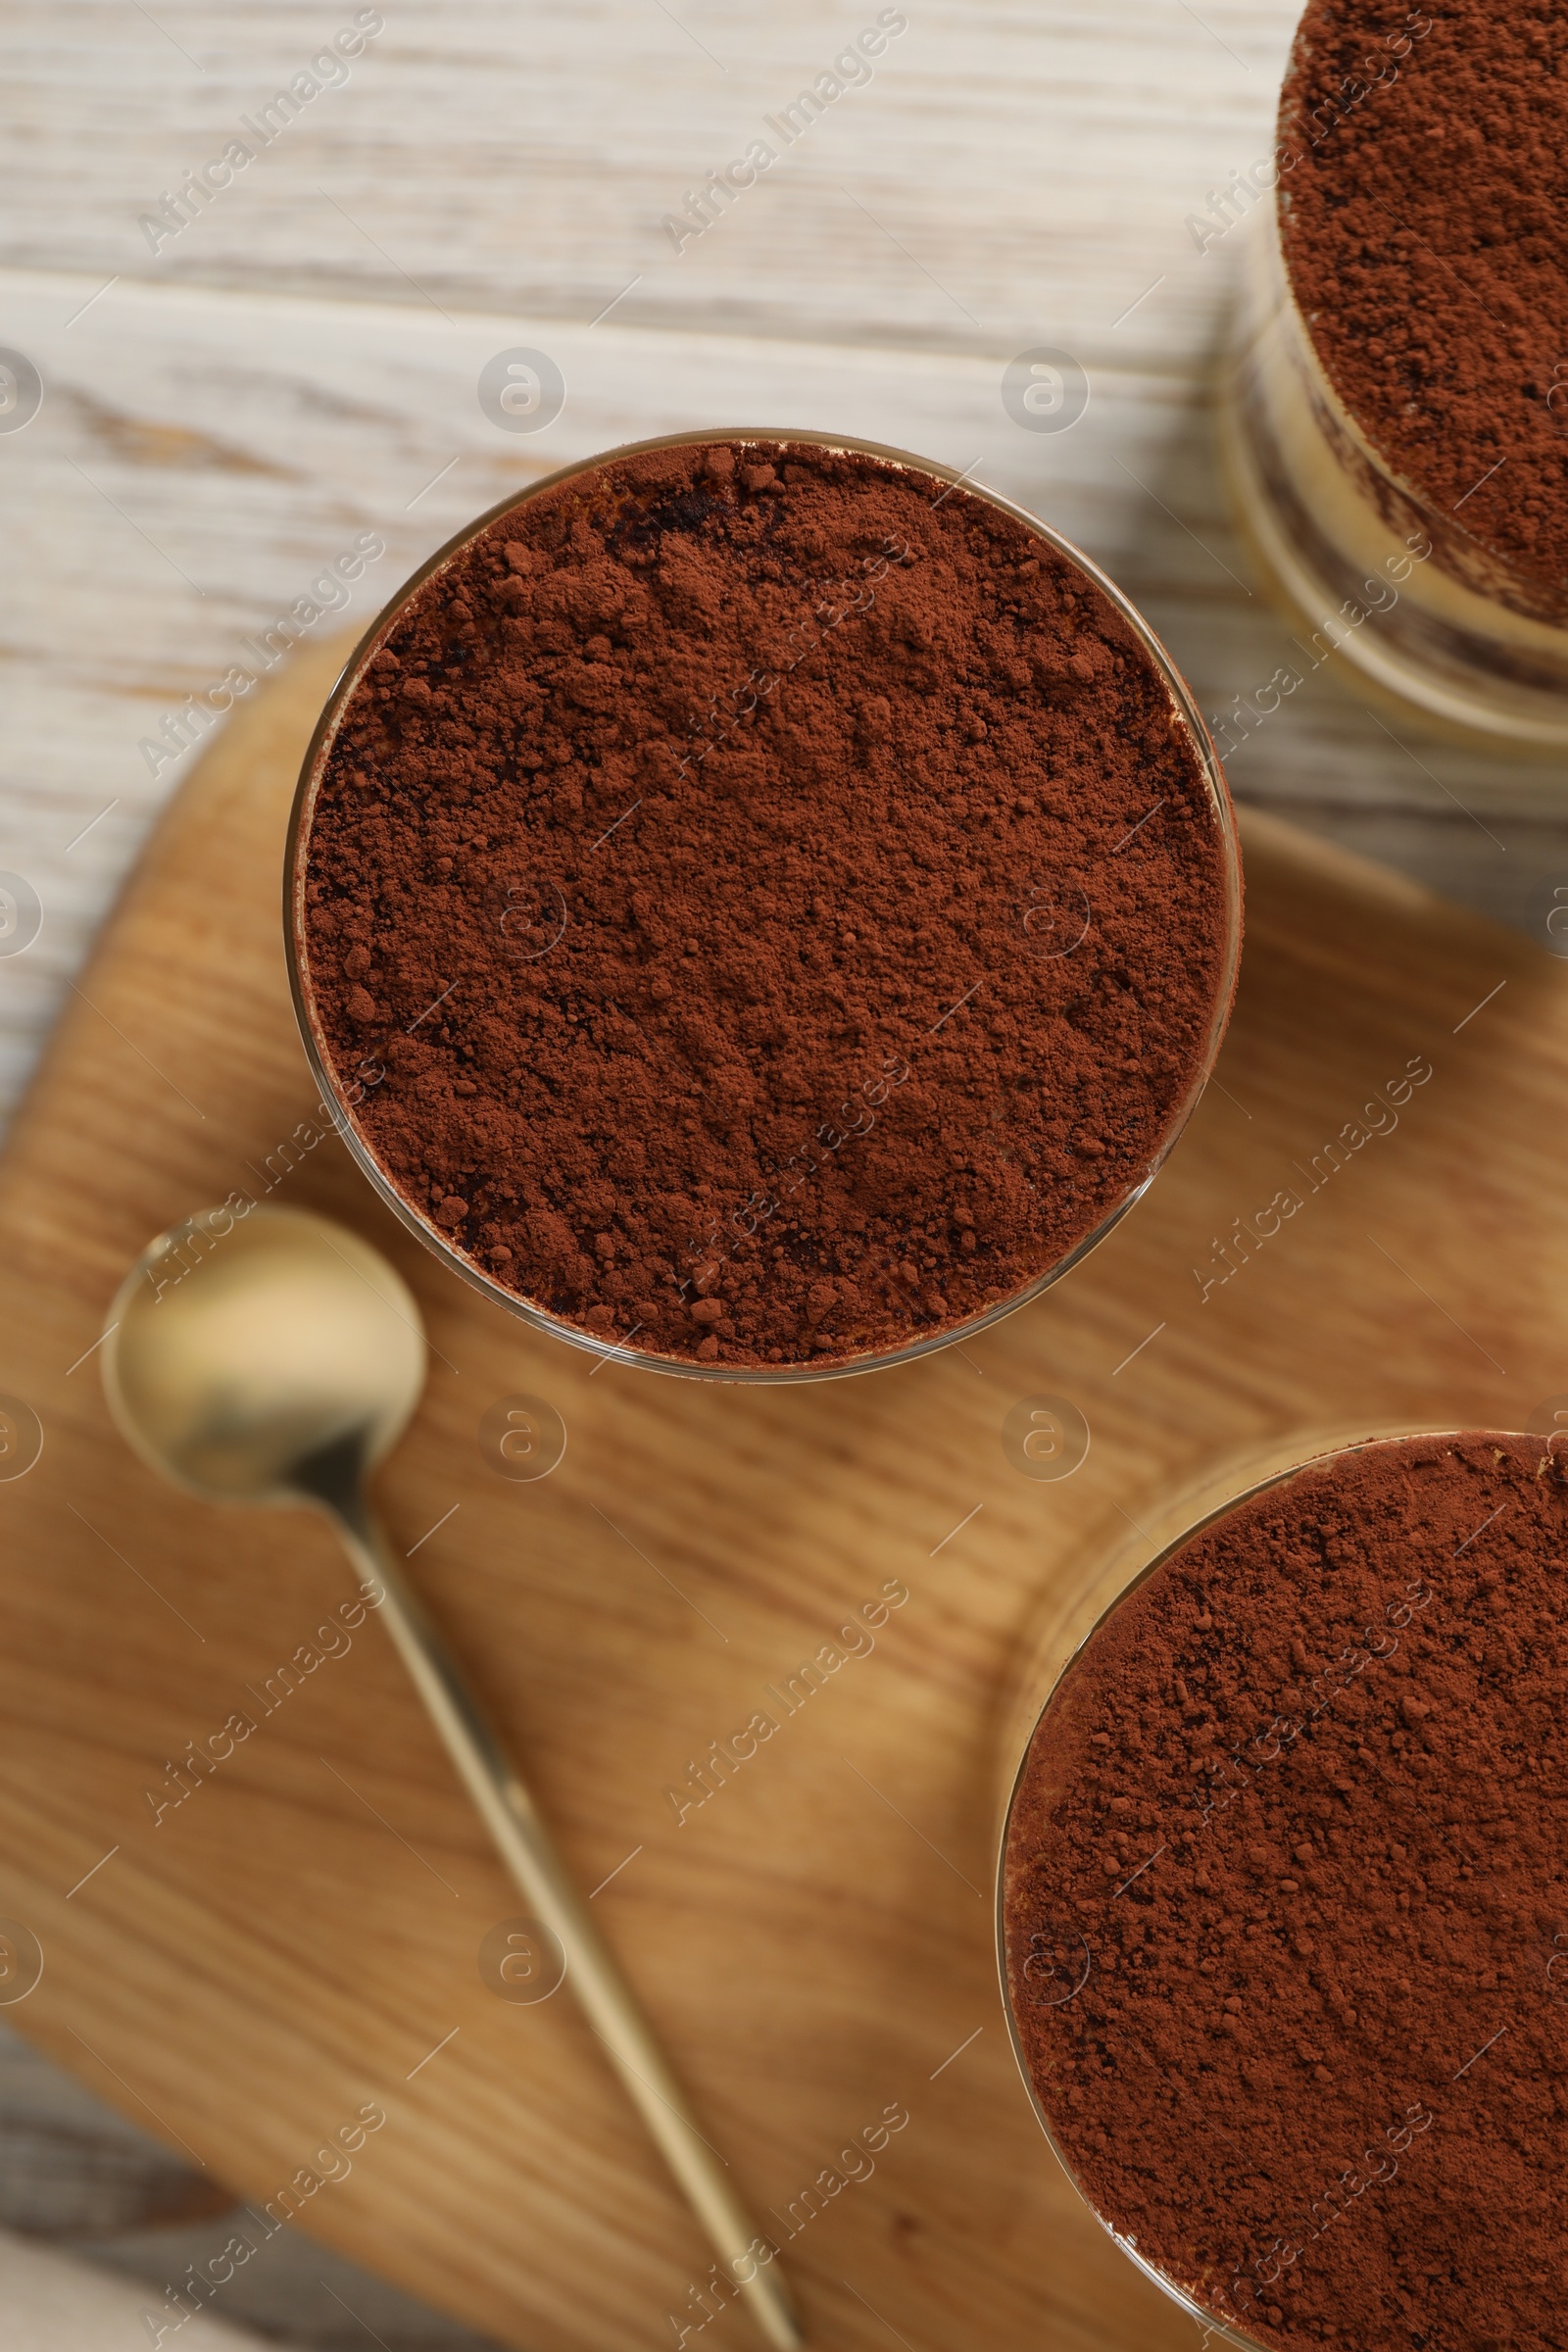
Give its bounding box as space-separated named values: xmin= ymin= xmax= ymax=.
xmin=101 ymin=1202 xmax=801 ymax=2352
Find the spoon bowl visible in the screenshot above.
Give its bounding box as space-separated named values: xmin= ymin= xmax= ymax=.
xmin=104 ymin=1206 xmax=424 ymax=1503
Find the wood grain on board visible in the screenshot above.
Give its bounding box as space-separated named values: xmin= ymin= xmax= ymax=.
xmin=0 ymin=636 xmax=1560 ymax=2352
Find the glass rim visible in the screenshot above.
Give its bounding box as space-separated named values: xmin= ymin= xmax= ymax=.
xmin=283 ymin=424 xmax=1242 ymax=1385
xmin=993 ymin=1424 xmax=1529 ymax=2349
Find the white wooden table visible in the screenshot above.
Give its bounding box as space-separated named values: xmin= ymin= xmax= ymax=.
xmin=0 ymin=2 xmax=1562 ymax=2340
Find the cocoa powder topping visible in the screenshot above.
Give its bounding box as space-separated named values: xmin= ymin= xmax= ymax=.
xmin=298 ymin=436 xmax=1234 ymax=1368
xmin=1004 ymin=1433 xmax=1568 ymax=2352
xmin=1279 ymin=2 xmax=1568 ymax=592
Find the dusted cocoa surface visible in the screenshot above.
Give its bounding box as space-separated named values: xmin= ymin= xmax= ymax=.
xmin=1004 ymin=1433 xmax=1568 ymax=2352
xmin=298 ymin=436 xmax=1233 ymax=1368
xmin=1279 ymin=1 xmax=1568 ymax=596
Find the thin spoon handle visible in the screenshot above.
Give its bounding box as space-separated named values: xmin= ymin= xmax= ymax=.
xmin=326 ymin=1490 xmax=803 ymax=2352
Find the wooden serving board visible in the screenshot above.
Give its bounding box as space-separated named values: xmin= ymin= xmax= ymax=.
xmin=1 ymin=638 xmax=1563 ymax=2352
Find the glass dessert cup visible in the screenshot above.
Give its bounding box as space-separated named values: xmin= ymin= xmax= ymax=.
xmin=285 ymin=428 xmax=1242 ymax=1386
xmin=994 ymin=1424 xmax=1529 ymax=2352
xmin=1221 ymin=194 xmax=1568 ymax=756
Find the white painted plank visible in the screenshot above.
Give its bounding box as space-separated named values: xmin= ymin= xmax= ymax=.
xmin=1 ymin=2 xmax=1295 ymax=359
